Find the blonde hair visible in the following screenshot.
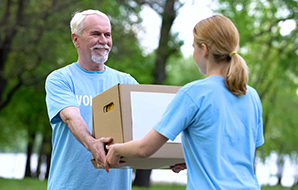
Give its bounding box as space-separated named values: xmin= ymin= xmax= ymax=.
xmin=70 ymin=9 xmax=110 ymax=36
xmin=193 ymin=15 xmax=248 ymax=97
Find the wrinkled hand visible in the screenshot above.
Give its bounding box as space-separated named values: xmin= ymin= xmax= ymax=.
xmin=90 ymin=137 xmax=113 ymax=172
xmin=170 ymin=163 xmax=186 ymax=173
xmin=104 ymin=144 xmax=126 ymax=173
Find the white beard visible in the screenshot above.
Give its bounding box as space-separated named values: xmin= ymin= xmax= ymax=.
xmin=90 ymin=45 xmax=111 ymax=64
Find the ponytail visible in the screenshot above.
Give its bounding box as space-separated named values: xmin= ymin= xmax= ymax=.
xmin=225 ymin=52 xmax=248 ymax=97
xmin=193 ymin=15 xmax=248 ymax=97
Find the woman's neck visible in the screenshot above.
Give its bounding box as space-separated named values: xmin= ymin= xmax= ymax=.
xmin=206 ymin=60 xmax=230 ymax=78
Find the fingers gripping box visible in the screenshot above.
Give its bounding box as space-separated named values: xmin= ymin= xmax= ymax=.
xmin=91 ymin=84 xmax=185 ymax=169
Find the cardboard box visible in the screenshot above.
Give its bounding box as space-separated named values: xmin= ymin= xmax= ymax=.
xmin=91 ymin=84 xmax=185 ymax=169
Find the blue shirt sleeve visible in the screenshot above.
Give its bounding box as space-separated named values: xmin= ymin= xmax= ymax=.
xmin=126 ymin=74 xmax=139 ymax=85
xmin=154 ymin=88 xmax=198 ymax=141
xmin=45 ymin=70 xmax=79 ymax=124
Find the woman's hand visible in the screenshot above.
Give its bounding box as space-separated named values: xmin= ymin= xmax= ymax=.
xmin=104 ymin=129 xmax=169 ymax=172
xmin=104 ymin=144 xmax=126 ymax=172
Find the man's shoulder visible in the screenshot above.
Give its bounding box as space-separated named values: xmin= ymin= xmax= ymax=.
xmin=105 ymin=65 xmax=128 ymax=75
xmin=105 ymin=66 xmax=138 ymax=84
xmin=105 ymin=66 xmax=134 ymax=78
xmin=46 ymin=63 xmax=75 ymax=80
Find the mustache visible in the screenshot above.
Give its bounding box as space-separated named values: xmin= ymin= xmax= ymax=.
xmin=90 ymin=44 xmax=111 ymax=51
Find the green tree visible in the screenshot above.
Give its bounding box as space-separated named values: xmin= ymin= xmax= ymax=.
xmin=127 ymin=0 xmax=184 ymax=187
xmin=213 ymin=0 xmax=298 ymax=186
xmin=165 ymin=55 xmax=204 ymax=86
xmin=0 ymin=0 xmax=149 ymax=178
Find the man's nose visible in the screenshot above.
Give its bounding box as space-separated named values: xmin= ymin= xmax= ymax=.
xmin=97 ymin=34 xmax=108 ymax=44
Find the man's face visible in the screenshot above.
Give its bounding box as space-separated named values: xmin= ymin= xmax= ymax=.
xmin=75 ymin=14 xmax=112 ymax=64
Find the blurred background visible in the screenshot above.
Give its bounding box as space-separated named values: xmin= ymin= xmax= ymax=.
xmin=0 ymin=0 xmax=298 ymax=189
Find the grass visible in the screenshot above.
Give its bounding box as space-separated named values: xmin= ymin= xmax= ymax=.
xmin=133 ymin=183 xmax=186 ymax=190
xmin=0 ymin=178 xmax=47 ymax=190
xmin=0 ymin=178 xmax=297 ymax=190
xmin=261 ymin=186 xmax=297 ymax=190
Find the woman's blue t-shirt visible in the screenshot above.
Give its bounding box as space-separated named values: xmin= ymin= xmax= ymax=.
xmin=154 ymin=75 xmax=264 ymax=190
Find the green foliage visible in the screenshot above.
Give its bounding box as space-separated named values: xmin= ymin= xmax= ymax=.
xmin=1 ymin=1 xmax=298 ymax=184
xmin=0 ymin=85 xmax=49 ymax=152
xmin=0 ymin=0 xmax=150 ymax=151
xmin=165 ymin=54 xmax=204 ymax=86
xmin=212 ymin=0 xmax=298 ymax=160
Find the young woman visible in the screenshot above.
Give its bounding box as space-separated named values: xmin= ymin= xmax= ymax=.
xmin=104 ymin=15 xmax=264 ymax=190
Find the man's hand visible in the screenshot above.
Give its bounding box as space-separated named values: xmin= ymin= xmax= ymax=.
xmin=90 ymin=137 xmax=113 ymax=171
xmin=60 ymin=107 xmax=114 ymax=171
xmin=170 ymin=163 xmax=187 ymax=173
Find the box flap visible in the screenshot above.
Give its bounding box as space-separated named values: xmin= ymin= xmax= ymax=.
xmin=92 ymin=84 xmax=124 ymax=143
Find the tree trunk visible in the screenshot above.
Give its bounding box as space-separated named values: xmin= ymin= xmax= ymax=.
xmin=36 ymin=136 xmax=46 ymax=178
xmin=44 ymin=134 xmax=52 ymax=179
xmin=45 ymin=153 xmax=51 ymax=179
xmin=133 ymin=0 xmax=178 ymax=187
xmin=152 ymin=0 xmax=177 ymax=85
xmin=36 ymin=132 xmax=52 ymax=179
xmin=0 ymin=0 xmax=26 ymax=110
xmin=44 ymin=135 xmax=52 ymax=179
xmin=24 ymin=132 xmax=36 ymax=177
xmin=132 ymin=169 xmax=152 ymax=188
xmin=276 ymin=154 xmax=285 ymax=186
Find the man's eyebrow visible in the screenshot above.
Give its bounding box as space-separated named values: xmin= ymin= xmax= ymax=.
xmin=90 ymin=30 xmax=111 ymax=34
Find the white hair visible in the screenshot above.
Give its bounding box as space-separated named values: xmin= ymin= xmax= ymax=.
xmin=70 ymin=9 xmax=110 ymax=36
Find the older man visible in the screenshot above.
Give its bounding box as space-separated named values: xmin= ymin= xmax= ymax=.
xmin=45 ymin=9 xmax=137 ymax=190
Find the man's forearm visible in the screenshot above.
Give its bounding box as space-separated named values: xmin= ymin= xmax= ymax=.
xmin=60 ymin=106 xmax=95 ymax=151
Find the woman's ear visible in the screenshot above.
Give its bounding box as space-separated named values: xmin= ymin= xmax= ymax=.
xmin=201 ymin=44 xmax=209 ymax=58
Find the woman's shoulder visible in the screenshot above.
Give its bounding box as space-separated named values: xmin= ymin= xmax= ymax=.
xmin=246 ymin=85 xmax=261 ymax=101
xmin=182 ymin=76 xmax=225 ymax=91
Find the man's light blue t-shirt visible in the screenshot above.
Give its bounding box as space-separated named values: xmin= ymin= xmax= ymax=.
xmin=154 ymin=75 xmax=264 ymax=190
xmin=45 ymin=62 xmax=138 ymax=190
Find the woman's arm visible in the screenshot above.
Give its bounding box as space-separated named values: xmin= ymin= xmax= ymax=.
xmin=104 ymin=128 xmax=168 ymax=171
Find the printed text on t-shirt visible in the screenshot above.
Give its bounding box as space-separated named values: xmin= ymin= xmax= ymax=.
xmin=76 ymin=95 xmax=93 ymax=106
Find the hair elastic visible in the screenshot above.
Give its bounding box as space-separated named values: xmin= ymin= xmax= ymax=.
xmin=229 ymin=51 xmax=237 ymax=58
